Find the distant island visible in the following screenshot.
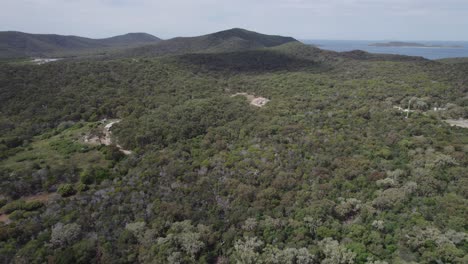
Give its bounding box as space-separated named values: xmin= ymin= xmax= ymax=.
xmin=369 ymin=41 xmax=463 ymax=48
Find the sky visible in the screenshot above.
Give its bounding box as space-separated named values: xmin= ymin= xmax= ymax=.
xmin=1 ymin=0 xmax=467 ymax=41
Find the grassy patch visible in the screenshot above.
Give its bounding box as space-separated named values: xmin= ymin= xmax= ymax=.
xmin=0 ymin=122 xmax=109 ymax=171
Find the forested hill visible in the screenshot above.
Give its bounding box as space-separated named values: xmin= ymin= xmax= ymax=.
xmin=0 ymin=31 xmax=161 ymax=59
xmin=0 ymin=28 xmax=467 ymax=263
xmin=113 ymin=28 xmax=298 ymax=58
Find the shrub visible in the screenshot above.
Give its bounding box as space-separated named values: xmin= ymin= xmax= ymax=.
xmin=22 ymin=201 xmax=44 ymax=211
xmin=0 ymin=198 xmax=7 ymax=208
xmin=76 ymin=183 xmax=88 ymax=193
xmin=57 ymin=184 xmax=76 ymax=197
xmin=8 ymin=210 xmax=26 ymax=221
xmin=80 ymin=167 xmax=111 ymax=185
xmin=0 ymin=200 xmax=44 ymax=214
xmin=0 ymin=201 xmax=22 ymax=214
xmin=50 ymin=223 xmax=81 ymax=247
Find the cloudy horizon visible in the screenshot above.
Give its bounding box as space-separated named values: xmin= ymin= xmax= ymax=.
xmin=1 ymin=0 xmax=467 ymax=41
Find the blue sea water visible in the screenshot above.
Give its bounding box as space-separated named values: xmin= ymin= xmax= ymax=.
xmin=301 ymin=40 xmax=468 ymax=60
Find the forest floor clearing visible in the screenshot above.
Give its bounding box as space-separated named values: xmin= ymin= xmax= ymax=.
xmin=24 ymin=193 xmax=51 ymax=203
xmin=445 ymin=119 xmax=468 ymax=128
xmin=32 ymin=58 xmax=61 ymax=65
xmin=231 ymin=93 xmax=270 ymax=107
xmin=393 ymin=106 xmax=415 ymax=113
xmin=0 ymin=123 xmax=109 ymax=171
xmin=84 ymin=119 xmax=132 ymax=155
xmin=0 ymin=214 xmax=9 ymax=223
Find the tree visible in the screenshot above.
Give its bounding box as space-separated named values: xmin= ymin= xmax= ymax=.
xmin=232 ymin=236 xmax=264 ymax=264
xmin=261 ymin=246 xmax=315 ymax=264
xmin=50 ymin=223 xmax=81 ymax=248
xmin=150 ymin=220 xmax=209 ymax=263
xmin=334 ymin=198 xmax=362 ymax=219
xmin=318 ymin=238 xmax=356 ymax=264
xmin=57 ymin=184 xmax=76 ymax=197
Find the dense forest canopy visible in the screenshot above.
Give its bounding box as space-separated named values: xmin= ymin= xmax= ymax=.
xmin=0 ymin=29 xmax=467 ymax=263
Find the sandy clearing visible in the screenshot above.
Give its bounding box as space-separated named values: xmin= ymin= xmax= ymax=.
xmin=117 ymin=147 xmax=133 ymax=155
xmin=393 ymin=106 xmax=415 ymax=113
xmin=84 ymin=120 xmax=132 ymax=155
xmin=445 ymin=119 xmax=468 ymax=128
xmin=32 ymin=58 xmax=61 ymax=65
xmin=24 ymin=193 xmax=51 ymax=203
xmin=232 ymin=93 xmax=270 ymax=107
xmin=0 ymin=214 xmax=10 ymax=224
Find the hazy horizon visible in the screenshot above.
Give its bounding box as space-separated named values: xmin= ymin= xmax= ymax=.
xmin=2 ymin=0 xmax=468 ymax=41
xmin=3 ymin=29 xmax=468 ymax=43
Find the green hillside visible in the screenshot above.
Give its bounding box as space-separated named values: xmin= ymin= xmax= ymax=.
xmin=0 ymin=29 xmax=467 ymax=263
xmin=0 ymin=31 xmax=161 ymax=59
xmin=114 ymin=28 xmax=298 ymax=58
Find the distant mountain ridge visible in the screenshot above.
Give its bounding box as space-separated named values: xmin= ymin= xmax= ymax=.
xmin=1 ymin=28 xmax=433 ymax=63
xmin=0 ymin=31 xmax=161 ymax=59
xmin=113 ymin=29 xmax=425 ymax=63
xmin=115 ymin=28 xmax=298 ymax=58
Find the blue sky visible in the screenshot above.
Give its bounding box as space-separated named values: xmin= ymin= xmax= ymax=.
xmin=1 ymin=0 xmax=467 ymax=40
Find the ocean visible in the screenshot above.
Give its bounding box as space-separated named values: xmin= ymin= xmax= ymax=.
xmin=301 ymin=40 xmax=468 ymax=60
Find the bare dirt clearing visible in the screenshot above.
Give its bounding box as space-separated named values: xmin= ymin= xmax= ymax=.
xmin=24 ymin=193 xmax=51 ymax=203
xmin=393 ymin=106 xmax=415 ymax=113
xmin=84 ymin=120 xmax=132 ymax=155
xmin=445 ymin=119 xmax=468 ymax=128
xmin=231 ymin=93 xmax=270 ymax=107
xmin=32 ymin=58 xmax=61 ymax=65
xmin=0 ymin=214 xmax=10 ymax=224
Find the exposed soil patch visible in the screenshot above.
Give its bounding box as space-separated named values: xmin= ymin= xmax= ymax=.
xmin=84 ymin=120 xmax=132 ymax=155
xmin=32 ymin=58 xmax=61 ymax=65
xmin=393 ymin=106 xmax=415 ymax=113
xmin=24 ymin=193 xmax=51 ymax=203
xmin=445 ymin=119 xmax=468 ymax=128
xmin=0 ymin=214 xmax=10 ymax=224
xmin=232 ymin=93 xmax=270 ymax=107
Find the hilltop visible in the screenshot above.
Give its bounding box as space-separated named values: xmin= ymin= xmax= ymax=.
xmin=0 ymin=31 xmax=161 ymax=59
xmin=115 ymin=28 xmax=298 ymax=57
